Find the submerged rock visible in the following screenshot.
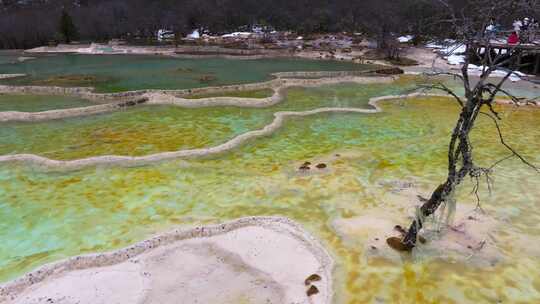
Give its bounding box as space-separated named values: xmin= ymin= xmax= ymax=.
xmin=375 ymin=67 xmax=404 ymax=75
xmin=316 ymin=163 xmax=327 ymax=169
xmin=306 ymin=285 xmax=319 ymax=297
xmin=199 ymin=75 xmax=217 ymax=82
xmin=386 ymin=237 xmax=412 ymax=252
xmin=304 ymin=274 xmax=322 ymax=285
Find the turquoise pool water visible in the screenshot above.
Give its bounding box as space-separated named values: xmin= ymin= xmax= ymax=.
xmin=0 ymin=51 xmax=23 ymax=65
xmin=0 ymin=54 xmax=374 ymax=92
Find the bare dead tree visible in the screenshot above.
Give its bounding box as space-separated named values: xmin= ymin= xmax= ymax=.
xmin=387 ymin=0 xmax=540 ymax=251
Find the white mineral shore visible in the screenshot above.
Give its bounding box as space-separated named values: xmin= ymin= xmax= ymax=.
xmin=0 ymin=217 xmax=333 ymax=304
xmin=0 ymin=74 xmax=26 ymax=80
xmin=332 ymin=185 xmax=507 ymax=268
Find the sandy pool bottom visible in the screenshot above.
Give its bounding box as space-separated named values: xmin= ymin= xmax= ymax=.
xmin=3 ymin=217 xmax=332 ymax=304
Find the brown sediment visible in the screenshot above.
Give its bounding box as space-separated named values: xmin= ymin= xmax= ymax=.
xmin=30 ymin=74 xmax=103 ymax=87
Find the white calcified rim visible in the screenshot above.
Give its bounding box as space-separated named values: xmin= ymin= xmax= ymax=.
xmin=0 ymin=75 xmax=393 ymax=122
xmin=0 ymin=70 xmax=383 ymax=101
xmin=0 ymin=92 xmax=451 ymax=170
xmin=0 ymin=216 xmax=335 ymax=304
xmin=0 ymin=74 xmax=27 ymax=80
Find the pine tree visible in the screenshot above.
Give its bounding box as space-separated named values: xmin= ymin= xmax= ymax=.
xmin=59 ymin=9 xmax=79 ymax=43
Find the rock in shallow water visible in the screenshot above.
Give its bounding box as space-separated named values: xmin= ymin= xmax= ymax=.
xmin=304 ymin=274 xmax=322 ymax=285
xmin=306 ymin=285 xmax=319 ymax=297
xmin=386 ymin=237 xmax=413 ymax=252
xmin=375 ymin=67 xmax=405 ymax=75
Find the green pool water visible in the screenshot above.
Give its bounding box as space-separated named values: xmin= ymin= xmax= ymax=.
xmin=0 ymin=51 xmax=23 ymax=65
xmin=0 ymin=54 xmax=374 ymax=92
xmin=0 ymin=81 xmax=417 ymax=160
xmin=0 ymin=94 xmax=92 ymax=112
xmin=1 ymin=88 xmax=539 ymax=304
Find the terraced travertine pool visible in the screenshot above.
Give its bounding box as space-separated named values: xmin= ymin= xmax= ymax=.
xmin=0 ymin=54 xmax=373 ymax=92
xmin=0 ymin=82 xmax=419 ymax=159
xmin=0 ymin=59 xmax=539 ymax=303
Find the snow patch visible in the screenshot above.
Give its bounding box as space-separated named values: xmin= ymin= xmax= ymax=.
xmin=446 ymin=54 xmax=465 ymax=65
xmin=467 ymin=64 xmax=525 ymax=82
xmin=186 ymin=29 xmax=200 ymax=39
xmin=221 ymin=32 xmax=253 ymax=38
xmin=397 ymin=35 xmax=414 ymax=43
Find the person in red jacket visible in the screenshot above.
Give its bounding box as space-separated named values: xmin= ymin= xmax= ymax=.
xmin=508 ymin=31 xmax=519 ymax=44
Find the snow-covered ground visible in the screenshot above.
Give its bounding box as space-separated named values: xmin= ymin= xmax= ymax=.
xmin=426 ymin=41 xmax=528 ymax=82
xmin=467 ymin=64 xmax=526 ymax=82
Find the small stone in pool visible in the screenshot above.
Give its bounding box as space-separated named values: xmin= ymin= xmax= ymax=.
xmin=303 ymin=161 xmax=312 ymax=166
xmin=386 ymin=237 xmax=413 ymax=252
xmin=299 ymin=165 xmax=310 ymax=171
xmin=199 ymin=75 xmax=217 ymax=82
xmin=304 ymin=274 xmax=322 ymax=285
xmin=307 ymin=285 xmax=319 ymax=297
xmin=316 ymin=163 xmax=327 ymax=169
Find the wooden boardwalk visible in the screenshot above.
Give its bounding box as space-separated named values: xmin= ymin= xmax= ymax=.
xmin=474 ymin=33 xmax=540 ymax=75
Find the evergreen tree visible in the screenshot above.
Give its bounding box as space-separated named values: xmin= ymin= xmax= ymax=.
xmin=59 ymin=9 xmax=79 ymax=43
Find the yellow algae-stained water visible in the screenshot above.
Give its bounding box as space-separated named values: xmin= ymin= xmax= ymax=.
xmin=0 ymin=81 xmax=416 ymax=160
xmin=1 ymin=95 xmax=540 ymax=303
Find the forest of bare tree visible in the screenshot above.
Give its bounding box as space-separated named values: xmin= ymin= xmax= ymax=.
xmin=1 ymin=0 xmax=537 ymax=49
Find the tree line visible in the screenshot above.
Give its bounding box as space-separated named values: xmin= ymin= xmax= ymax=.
xmin=0 ymin=0 xmax=537 ymax=49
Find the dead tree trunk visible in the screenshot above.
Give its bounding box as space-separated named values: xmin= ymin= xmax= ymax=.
xmin=382 ymin=0 xmax=540 ymax=253
xmin=388 ymin=39 xmax=538 ymax=251
xmin=399 ymin=95 xmax=480 ymax=249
